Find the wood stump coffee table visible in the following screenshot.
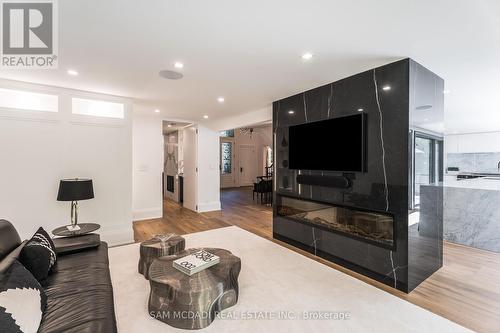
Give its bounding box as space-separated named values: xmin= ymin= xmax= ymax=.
xmin=138 ymin=234 xmax=185 ymax=279
xmin=148 ymin=248 xmax=241 ymax=330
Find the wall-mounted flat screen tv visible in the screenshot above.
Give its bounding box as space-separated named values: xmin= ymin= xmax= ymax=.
xmin=288 ymin=113 xmax=366 ymax=172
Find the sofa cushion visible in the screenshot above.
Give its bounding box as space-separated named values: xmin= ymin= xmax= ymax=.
xmin=0 ymin=241 xmax=27 ymax=273
xmin=20 ymin=227 xmax=57 ymax=281
xmin=38 ymin=242 xmax=117 ymax=333
xmin=0 ymin=220 xmax=21 ymax=261
xmin=0 ymin=260 xmax=47 ymax=333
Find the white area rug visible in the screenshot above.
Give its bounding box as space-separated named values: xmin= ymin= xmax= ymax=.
xmin=109 ymin=226 xmax=470 ymax=332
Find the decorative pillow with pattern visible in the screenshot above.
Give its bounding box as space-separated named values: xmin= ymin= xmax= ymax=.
xmin=0 ymin=260 xmax=47 ymax=333
xmin=19 ymin=227 xmax=57 ymax=281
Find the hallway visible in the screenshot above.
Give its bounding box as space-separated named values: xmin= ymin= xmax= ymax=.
xmin=133 ymin=187 xmax=272 ymax=242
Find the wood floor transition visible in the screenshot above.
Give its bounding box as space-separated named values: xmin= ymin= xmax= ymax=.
xmin=133 ymin=186 xmax=500 ymax=333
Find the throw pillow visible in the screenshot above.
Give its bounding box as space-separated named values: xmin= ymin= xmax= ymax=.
xmin=19 ymin=228 xmax=57 ymax=281
xmin=0 ymin=260 xmax=47 ymax=333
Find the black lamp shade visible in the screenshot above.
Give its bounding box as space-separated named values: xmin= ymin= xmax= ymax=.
xmin=57 ymin=179 xmax=94 ymax=201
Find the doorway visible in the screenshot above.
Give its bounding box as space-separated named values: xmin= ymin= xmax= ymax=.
xmin=162 ymin=121 xmax=195 ymax=212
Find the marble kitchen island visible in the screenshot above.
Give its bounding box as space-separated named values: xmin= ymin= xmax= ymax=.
xmin=442 ymin=177 xmax=500 ymax=253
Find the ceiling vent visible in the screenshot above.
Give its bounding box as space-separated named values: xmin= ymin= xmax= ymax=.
xmin=415 ymin=105 xmax=433 ymax=110
xmin=159 ymin=70 xmax=183 ymax=80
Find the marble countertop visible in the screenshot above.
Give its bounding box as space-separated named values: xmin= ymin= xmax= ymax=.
xmin=444 ymin=177 xmax=500 ymax=191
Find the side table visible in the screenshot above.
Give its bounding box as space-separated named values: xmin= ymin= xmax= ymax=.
xmin=52 ymin=223 xmax=100 ymax=237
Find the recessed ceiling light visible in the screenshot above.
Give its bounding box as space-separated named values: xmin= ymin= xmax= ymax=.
xmin=382 ymin=85 xmax=391 ymax=91
xmin=357 ymin=108 xmax=364 ymax=112
xmin=443 ymin=89 xmax=451 ymax=94
xmin=217 ymin=97 xmax=225 ymax=103
xmin=288 ymin=110 xmax=295 ymax=114
xmin=203 ymin=115 xmax=209 ymax=119
xmin=154 ymin=109 xmax=160 ymax=113
xmin=67 ymin=69 xmax=78 ymax=76
xmin=174 ymin=62 xmax=184 ymax=69
xmin=301 ymin=53 xmax=314 ymax=60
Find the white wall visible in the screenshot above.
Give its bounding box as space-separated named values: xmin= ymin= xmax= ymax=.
xmin=197 ymin=126 xmax=221 ymax=212
xmin=132 ymin=113 xmax=163 ymax=220
xmin=0 ymin=79 xmax=133 ymax=245
xmin=207 ymin=106 xmax=272 ymax=131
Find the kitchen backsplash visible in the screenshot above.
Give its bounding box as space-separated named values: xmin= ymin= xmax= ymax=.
xmin=447 ymin=153 xmax=500 ymax=174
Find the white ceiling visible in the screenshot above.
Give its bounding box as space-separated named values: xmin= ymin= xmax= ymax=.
xmin=1 ymin=0 xmax=499 ymax=133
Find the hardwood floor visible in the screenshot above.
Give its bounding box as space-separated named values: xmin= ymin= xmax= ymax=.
xmin=133 ymin=186 xmax=500 ymax=333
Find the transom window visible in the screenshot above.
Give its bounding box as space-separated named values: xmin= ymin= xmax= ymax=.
xmin=72 ymin=98 xmax=124 ymax=119
xmin=0 ymin=88 xmax=58 ymax=112
xmin=220 ymin=129 xmax=235 ymax=137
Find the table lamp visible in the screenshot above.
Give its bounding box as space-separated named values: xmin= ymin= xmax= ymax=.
xmin=57 ymin=178 xmax=94 ymax=231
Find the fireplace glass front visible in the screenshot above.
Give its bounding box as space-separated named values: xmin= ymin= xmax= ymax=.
xmin=277 ymin=196 xmax=394 ymax=248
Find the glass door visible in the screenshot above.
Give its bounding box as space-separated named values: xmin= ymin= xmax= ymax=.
xmin=414 ymin=136 xmax=432 ymax=207
xmin=411 ymin=132 xmax=443 ymax=209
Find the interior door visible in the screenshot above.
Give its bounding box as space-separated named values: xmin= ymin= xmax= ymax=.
xmin=220 ymin=138 xmax=236 ymax=188
xmin=239 ymin=144 xmax=255 ymax=186
xmin=182 ymin=126 xmax=198 ymax=211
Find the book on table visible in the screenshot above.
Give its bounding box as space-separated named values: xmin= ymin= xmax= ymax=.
xmin=173 ymin=250 xmax=220 ymax=276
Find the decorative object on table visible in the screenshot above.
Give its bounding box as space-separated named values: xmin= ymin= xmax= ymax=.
xmin=173 ymin=249 xmax=220 ymax=276
xmin=0 ymin=260 xmax=47 ymax=333
xmin=19 ymin=227 xmax=57 ymax=281
xmin=148 ymin=248 xmax=241 ymax=330
xmin=51 ymin=223 xmax=100 ymax=237
xmin=56 ymin=178 xmax=95 ymax=233
xmin=138 ymin=234 xmax=185 ymax=279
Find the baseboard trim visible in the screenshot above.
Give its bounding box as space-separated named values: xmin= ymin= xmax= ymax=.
xmin=133 ymin=207 xmax=162 ymax=221
xmin=197 ymin=201 xmax=221 ymax=212
xmin=101 ymin=228 xmax=134 ymax=247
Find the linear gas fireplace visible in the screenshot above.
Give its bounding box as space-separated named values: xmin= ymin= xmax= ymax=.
xmin=277 ymin=196 xmax=394 ymax=249
xmin=273 ymin=59 xmax=444 ymax=292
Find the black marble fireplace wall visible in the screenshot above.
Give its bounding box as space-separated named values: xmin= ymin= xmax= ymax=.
xmin=273 ymin=58 xmax=443 ymax=293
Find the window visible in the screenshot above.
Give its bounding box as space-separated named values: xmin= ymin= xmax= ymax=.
xmin=221 ymin=142 xmax=232 ymax=174
xmin=266 ymin=146 xmax=273 ymax=167
xmin=72 ymin=98 xmax=124 ymax=119
xmin=220 ymin=129 xmax=235 ymax=137
xmin=0 ymin=88 xmax=58 ymax=112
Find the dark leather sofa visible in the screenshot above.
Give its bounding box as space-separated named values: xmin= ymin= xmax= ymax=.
xmin=0 ymin=220 xmax=117 ymax=333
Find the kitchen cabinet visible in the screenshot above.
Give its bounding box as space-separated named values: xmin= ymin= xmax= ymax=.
xmin=446 ymin=132 xmax=500 ymax=153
